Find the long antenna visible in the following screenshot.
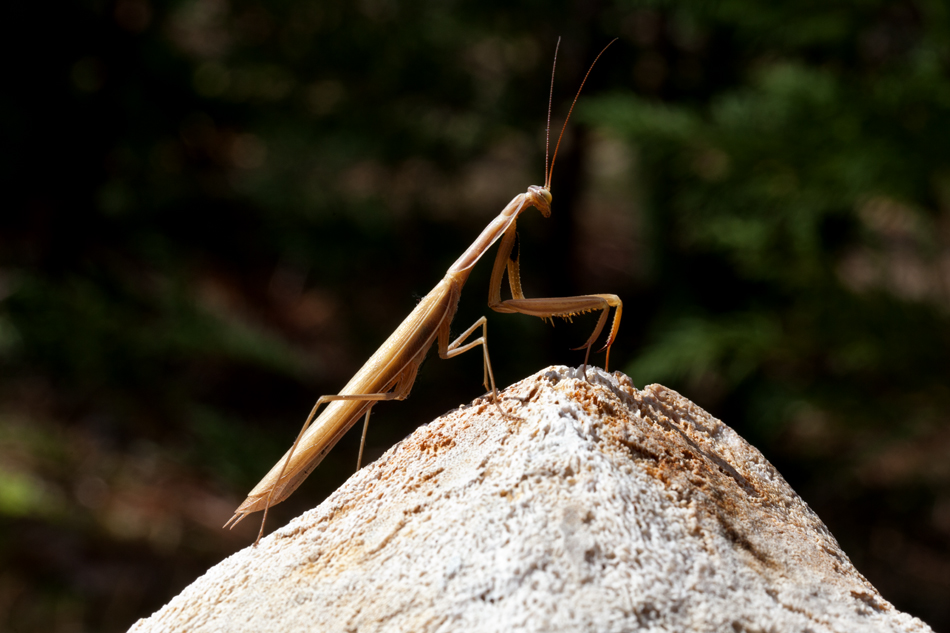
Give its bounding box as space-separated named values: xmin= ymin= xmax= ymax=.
xmin=544 ymin=38 xmax=618 ymax=190
xmin=544 ymin=37 xmax=561 ymax=188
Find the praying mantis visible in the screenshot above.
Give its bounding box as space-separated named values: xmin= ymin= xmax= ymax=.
xmin=225 ymin=39 xmax=622 ymax=544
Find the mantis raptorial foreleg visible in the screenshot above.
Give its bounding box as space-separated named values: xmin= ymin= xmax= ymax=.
xmin=226 ymin=38 xmax=621 ymax=544
xmin=488 ymin=222 xmax=623 ymax=372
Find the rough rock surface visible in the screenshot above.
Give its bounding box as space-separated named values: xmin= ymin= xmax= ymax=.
xmin=130 ymin=366 xmax=933 ymax=633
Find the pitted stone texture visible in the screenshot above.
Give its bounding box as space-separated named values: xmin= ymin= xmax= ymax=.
xmin=130 ymin=366 xmax=933 ymax=633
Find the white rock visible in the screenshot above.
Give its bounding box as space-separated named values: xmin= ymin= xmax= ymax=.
xmin=129 ymin=366 xmax=933 ymax=633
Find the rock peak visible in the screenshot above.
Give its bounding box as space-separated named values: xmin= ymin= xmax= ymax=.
xmin=131 ymin=366 xmax=933 ymax=633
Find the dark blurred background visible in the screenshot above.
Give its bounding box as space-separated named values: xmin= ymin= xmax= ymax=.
xmin=2 ymin=0 xmax=949 ymax=630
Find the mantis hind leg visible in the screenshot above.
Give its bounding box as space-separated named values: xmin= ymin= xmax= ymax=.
xmin=232 ymin=365 xmax=420 ymax=545
xmin=354 ymin=362 xmax=419 ymax=471
xmin=357 ymin=408 xmax=372 ymax=471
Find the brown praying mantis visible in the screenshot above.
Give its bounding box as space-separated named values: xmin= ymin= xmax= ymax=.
xmin=225 ymin=39 xmax=622 ymax=544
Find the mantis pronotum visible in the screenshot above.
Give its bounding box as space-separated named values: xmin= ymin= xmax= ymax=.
xmin=226 ymin=39 xmax=622 ymax=544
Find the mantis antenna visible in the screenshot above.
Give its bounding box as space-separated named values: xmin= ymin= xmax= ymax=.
xmin=545 ymin=37 xmax=618 ymax=190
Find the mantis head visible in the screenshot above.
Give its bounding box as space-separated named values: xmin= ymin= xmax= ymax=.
xmin=527 ymin=185 xmax=553 ymax=218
